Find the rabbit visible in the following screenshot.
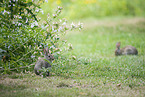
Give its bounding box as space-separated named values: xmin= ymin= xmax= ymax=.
xmin=34 ymin=48 xmax=54 ymax=76
xmin=115 ymin=42 xmax=138 ymax=56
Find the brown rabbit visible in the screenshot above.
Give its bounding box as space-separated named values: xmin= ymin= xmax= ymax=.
xmin=115 ymin=42 xmax=138 ymax=56
xmin=34 ymin=48 xmax=54 ymax=76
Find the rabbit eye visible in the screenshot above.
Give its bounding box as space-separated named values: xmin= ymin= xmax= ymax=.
xmin=48 ymin=55 xmax=51 ymax=58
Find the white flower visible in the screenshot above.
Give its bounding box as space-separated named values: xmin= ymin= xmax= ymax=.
xmin=8 ymin=4 xmax=11 ymax=7
xmin=78 ymin=22 xmax=81 ymax=25
xmin=31 ymin=21 xmax=38 ymax=28
xmin=54 ymin=30 xmax=57 ymax=32
xmin=52 ymin=26 xmax=54 ymax=31
xmin=26 ymin=18 xmax=28 ymax=23
xmin=31 ymin=55 xmax=35 ymax=58
xmin=71 ymin=22 xmax=75 ymax=29
xmin=19 ymin=16 xmax=22 ymax=19
xmin=35 ymin=8 xmax=39 ymax=12
xmin=62 ymin=22 xmax=66 ymax=25
xmin=18 ymin=23 xmax=22 ymax=26
xmin=71 ymin=22 xmax=75 ymax=26
xmin=12 ymin=21 xmax=15 ymax=24
xmin=78 ymin=22 xmax=83 ymax=30
xmin=2 ymin=10 xmax=6 ymax=14
xmin=41 ymin=10 xmax=44 ymax=14
xmin=7 ymin=11 xmax=10 ymax=14
xmin=58 ymin=26 xmax=62 ymax=32
xmin=53 ymin=14 xmax=55 ymax=16
xmin=34 ymin=21 xmax=38 ymax=26
xmin=31 ymin=24 xmax=34 ymax=28
xmin=59 ymin=19 xmax=62 ymax=22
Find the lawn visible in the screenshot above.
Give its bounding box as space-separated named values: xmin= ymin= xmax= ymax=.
xmin=0 ymin=17 xmax=145 ymax=97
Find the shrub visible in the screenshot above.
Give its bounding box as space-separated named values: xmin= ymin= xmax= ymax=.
xmin=0 ymin=0 xmax=82 ymax=74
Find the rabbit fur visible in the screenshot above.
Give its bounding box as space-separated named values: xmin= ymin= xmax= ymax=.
xmin=115 ymin=42 xmax=138 ymax=56
xmin=34 ymin=48 xmax=54 ymax=76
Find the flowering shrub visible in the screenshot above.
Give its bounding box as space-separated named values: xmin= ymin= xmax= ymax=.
xmin=0 ymin=0 xmax=82 ymax=74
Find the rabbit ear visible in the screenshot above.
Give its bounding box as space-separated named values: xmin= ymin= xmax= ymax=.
xmin=49 ymin=50 xmax=51 ymax=53
xmin=45 ymin=47 xmax=52 ymax=53
xmin=43 ymin=48 xmax=48 ymax=55
xmin=116 ymin=42 xmax=120 ymax=48
xmin=46 ymin=46 xmax=51 ymax=53
xmin=45 ymin=47 xmax=49 ymax=52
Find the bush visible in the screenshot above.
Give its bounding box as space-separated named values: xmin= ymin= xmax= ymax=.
xmin=0 ymin=0 xmax=82 ymax=74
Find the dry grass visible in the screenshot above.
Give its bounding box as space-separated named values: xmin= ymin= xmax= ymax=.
xmin=0 ymin=73 xmax=145 ymax=97
xmin=82 ymin=17 xmax=145 ymax=28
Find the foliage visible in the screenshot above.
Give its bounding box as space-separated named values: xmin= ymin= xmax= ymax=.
xmin=40 ymin=0 xmax=145 ymax=20
xmin=0 ymin=0 xmax=41 ymax=74
xmin=0 ymin=0 xmax=82 ymax=74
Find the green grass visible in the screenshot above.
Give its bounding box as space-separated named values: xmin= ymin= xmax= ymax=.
xmin=0 ymin=17 xmax=145 ymax=97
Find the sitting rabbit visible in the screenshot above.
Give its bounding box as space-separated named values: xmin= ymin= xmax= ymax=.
xmin=34 ymin=48 xmax=54 ymax=76
xmin=115 ymin=42 xmax=138 ymax=56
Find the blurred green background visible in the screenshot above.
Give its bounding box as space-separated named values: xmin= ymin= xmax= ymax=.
xmin=39 ymin=0 xmax=145 ymax=20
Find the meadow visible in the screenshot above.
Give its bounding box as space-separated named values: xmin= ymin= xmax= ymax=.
xmin=0 ymin=16 xmax=145 ymax=97
xmin=1 ymin=0 xmax=145 ymax=96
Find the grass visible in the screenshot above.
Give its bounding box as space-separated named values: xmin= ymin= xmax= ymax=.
xmin=0 ymin=17 xmax=145 ymax=97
